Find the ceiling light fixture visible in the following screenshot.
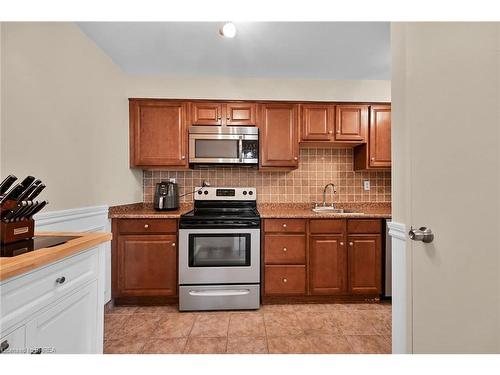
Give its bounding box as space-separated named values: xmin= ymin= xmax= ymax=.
xmin=219 ymin=22 xmax=237 ymax=38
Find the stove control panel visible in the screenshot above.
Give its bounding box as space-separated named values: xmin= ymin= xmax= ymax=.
xmin=194 ymin=187 xmax=256 ymax=201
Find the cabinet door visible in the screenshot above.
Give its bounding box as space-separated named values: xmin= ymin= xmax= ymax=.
xmin=369 ymin=105 xmax=391 ymax=167
xmin=225 ymin=102 xmax=256 ymax=126
xmin=335 ymin=105 xmax=368 ymax=142
xmin=347 ymin=235 xmax=381 ymax=295
xmin=26 ymin=281 xmax=98 ymax=354
xmin=301 ymin=104 xmax=334 ymax=141
xmin=259 ymin=103 xmax=299 ymax=168
xmin=191 ymin=102 xmax=223 ymax=126
xmin=116 ymin=234 xmax=177 ymax=297
xmin=309 ymin=235 xmax=347 ymax=295
xmin=130 ymin=100 xmax=187 ymax=167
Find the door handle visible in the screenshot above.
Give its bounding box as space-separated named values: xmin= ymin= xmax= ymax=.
xmin=238 ymin=136 xmax=243 ymax=162
xmin=189 ymin=289 xmax=251 ymax=297
xmin=409 ymin=226 xmax=434 ymax=243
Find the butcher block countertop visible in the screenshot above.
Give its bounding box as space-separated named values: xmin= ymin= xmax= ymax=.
xmin=108 ymin=202 xmax=391 ymax=220
xmin=0 ymin=231 xmax=112 ymax=282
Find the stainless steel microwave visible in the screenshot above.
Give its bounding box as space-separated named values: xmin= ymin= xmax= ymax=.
xmin=188 ymin=126 xmax=258 ymax=166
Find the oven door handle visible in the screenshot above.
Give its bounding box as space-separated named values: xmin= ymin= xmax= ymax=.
xmin=188 ymin=289 xmax=251 ymax=297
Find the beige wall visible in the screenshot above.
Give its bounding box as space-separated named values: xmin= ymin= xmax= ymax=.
xmin=125 ymin=75 xmax=390 ymax=102
xmin=1 ymin=22 xmax=142 ymax=211
xmin=1 ymin=22 xmax=391 ymax=211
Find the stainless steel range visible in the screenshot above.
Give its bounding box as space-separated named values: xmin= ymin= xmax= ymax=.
xmin=179 ymin=187 xmax=260 ymax=311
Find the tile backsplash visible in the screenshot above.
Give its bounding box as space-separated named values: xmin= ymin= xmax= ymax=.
xmin=143 ymin=147 xmax=391 ymax=204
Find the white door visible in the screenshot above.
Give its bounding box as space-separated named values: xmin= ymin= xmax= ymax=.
xmin=26 ymin=281 xmax=98 ymax=354
xmin=392 ymin=23 xmax=500 ymax=353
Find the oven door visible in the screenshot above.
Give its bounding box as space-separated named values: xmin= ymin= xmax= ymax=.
xmin=179 ymin=228 xmax=260 ymax=284
xmin=189 ymin=133 xmax=258 ymax=164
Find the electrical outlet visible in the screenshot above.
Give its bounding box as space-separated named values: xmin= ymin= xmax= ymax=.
xmin=363 ymin=180 xmax=371 ymax=191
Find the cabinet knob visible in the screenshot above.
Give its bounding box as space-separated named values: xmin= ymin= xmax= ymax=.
xmin=282 ymin=278 xmax=288 ymax=283
xmin=283 ymin=247 xmax=288 ymax=252
xmin=144 ymin=224 xmax=149 ymax=228
xmin=0 ymin=340 xmax=9 ymax=354
xmin=337 ymin=130 xmax=340 ymax=134
xmin=181 ymin=156 xmax=186 ymax=160
xmin=172 ymin=242 xmax=176 ymax=247
xmin=340 ymin=242 xmax=344 ymax=246
xmin=56 ymin=276 xmax=66 ymax=284
xmin=282 ymin=223 xmax=287 ymax=228
xmin=349 ymin=242 xmax=354 ymax=246
xmin=371 ymin=157 xmax=375 ymax=161
xmin=294 ymin=156 xmax=298 ymax=161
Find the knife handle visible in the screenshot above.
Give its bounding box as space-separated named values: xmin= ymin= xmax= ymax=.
xmin=0 ymin=175 xmax=17 ymax=195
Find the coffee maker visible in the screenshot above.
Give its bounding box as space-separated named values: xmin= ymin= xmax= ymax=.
xmin=154 ymin=179 xmax=179 ymax=211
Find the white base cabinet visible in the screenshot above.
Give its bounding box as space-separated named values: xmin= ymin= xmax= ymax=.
xmin=1 ymin=246 xmax=105 ymax=354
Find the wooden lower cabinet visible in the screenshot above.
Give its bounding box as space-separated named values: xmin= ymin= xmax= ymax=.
xmin=262 ymin=218 xmax=383 ymax=301
xmin=309 ymin=235 xmax=347 ymax=295
xmin=112 ymin=219 xmax=178 ymax=302
xmin=347 ymin=235 xmax=382 ymax=295
xmin=264 ymin=265 xmax=306 ymax=295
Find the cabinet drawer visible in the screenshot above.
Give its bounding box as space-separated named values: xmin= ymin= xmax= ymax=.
xmin=264 ymin=235 xmax=306 ymax=265
xmin=0 ymin=248 xmax=98 ymax=333
xmin=347 ymin=219 xmax=381 ymax=234
xmin=0 ymin=325 xmax=26 ymax=354
xmin=118 ymin=219 xmax=177 ymax=234
xmin=264 ymin=219 xmax=306 ymax=233
xmin=264 ymin=266 xmax=306 ymax=295
xmin=310 ymin=219 xmax=345 ymax=234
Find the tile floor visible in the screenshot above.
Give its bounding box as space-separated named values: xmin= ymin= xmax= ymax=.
xmin=104 ymin=303 xmax=392 ymax=354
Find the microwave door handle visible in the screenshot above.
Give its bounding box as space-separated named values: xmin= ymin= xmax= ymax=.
xmin=238 ymin=136 xmax=243 ymax=162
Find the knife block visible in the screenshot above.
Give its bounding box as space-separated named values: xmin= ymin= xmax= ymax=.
xmin=1 ymin=219 xmax=35 ymax=244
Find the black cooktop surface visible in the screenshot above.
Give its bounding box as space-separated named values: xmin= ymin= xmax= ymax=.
xmin=0 ymin=236 xmax=80 ymax=257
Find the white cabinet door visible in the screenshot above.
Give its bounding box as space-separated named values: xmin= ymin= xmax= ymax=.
xmin=26 ymin=281 xmax=98 ymax=354
xmin=0 ymin=325 xmax=26 ymax=355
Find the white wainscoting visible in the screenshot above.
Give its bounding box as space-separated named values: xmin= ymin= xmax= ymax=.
xmin=388 ymin=221 xmax=410 ymax=354
xmin=34 ymin=206 xmax=112 ymax=304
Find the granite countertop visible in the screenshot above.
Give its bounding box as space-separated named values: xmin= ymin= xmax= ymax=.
xmin=0 ymin=232 xmax=112 ymax=281
xmin=109 ymin=202 xmax=391 ymax=220
xmin=108 ymin=202 xmax=193 ymax=219
xmin=258 ymin=203 xmax=391 ymax=219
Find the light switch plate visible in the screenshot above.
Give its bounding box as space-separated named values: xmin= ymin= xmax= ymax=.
xmin=363 ymin=180 xmax=371 ymax=191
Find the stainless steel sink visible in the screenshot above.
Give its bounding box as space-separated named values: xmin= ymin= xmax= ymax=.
xmin=311 ymin=206 xmax=363 ymax=214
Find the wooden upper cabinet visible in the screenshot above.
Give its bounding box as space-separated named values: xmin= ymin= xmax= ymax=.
xmin=300 ymin=104 xmax=334 ymax=141
xmin=353 ymin=104 xmax=391 ymax=170
xmin=259 ymin=103 xmax=299 ymax=168
xmin=335 ymin=105 xmax=368 ymax=142
xmin=225 ymin=102 xmax=257 ymax=126
xmin=309 ymin=235 xmax=347 ymax=295
xmin=129 ymin=100 xmax=187 ymax=168
xmin=347 ymin=235 xmax=381 ymax=295
xmin=191 ymin=102 xmax=223 ymax=126
xmin=369 ymin=105 xmax=391 ymax=167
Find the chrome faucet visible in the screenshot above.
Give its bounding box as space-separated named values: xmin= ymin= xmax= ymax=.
xmin=322 ymin=183 xmax=337 ymax=207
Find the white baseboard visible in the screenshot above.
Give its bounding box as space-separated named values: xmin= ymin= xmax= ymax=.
xmin=388 ymin=221 xmax=410 ymax=354
xmin=34 ymin=205 xmax=112 ymax=304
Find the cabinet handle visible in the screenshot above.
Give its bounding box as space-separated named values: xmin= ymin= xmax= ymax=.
xmin=31 ymin=348 xmax=42 ymax=354
xmin=0 ymin=340 xmax=9 ymax=354
xmin=283 ymin=247 xmax=287 ymax=252
xmin=282 ymin=278 xmax=288 ymax=283
xmin=340 ymin=242 xmax=344 ymax=246
xmin=144 ymin=224 xmax=149 ymax=228
xmin=349 ymin=242 xmax=354 ymax=246
xmin=172 ymin=243 xmax=176 ymax=247
xmin=56 ymin=276 xmax=66 ymax=284
xmin=282 ymin=223 xmax=287 ymax=228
